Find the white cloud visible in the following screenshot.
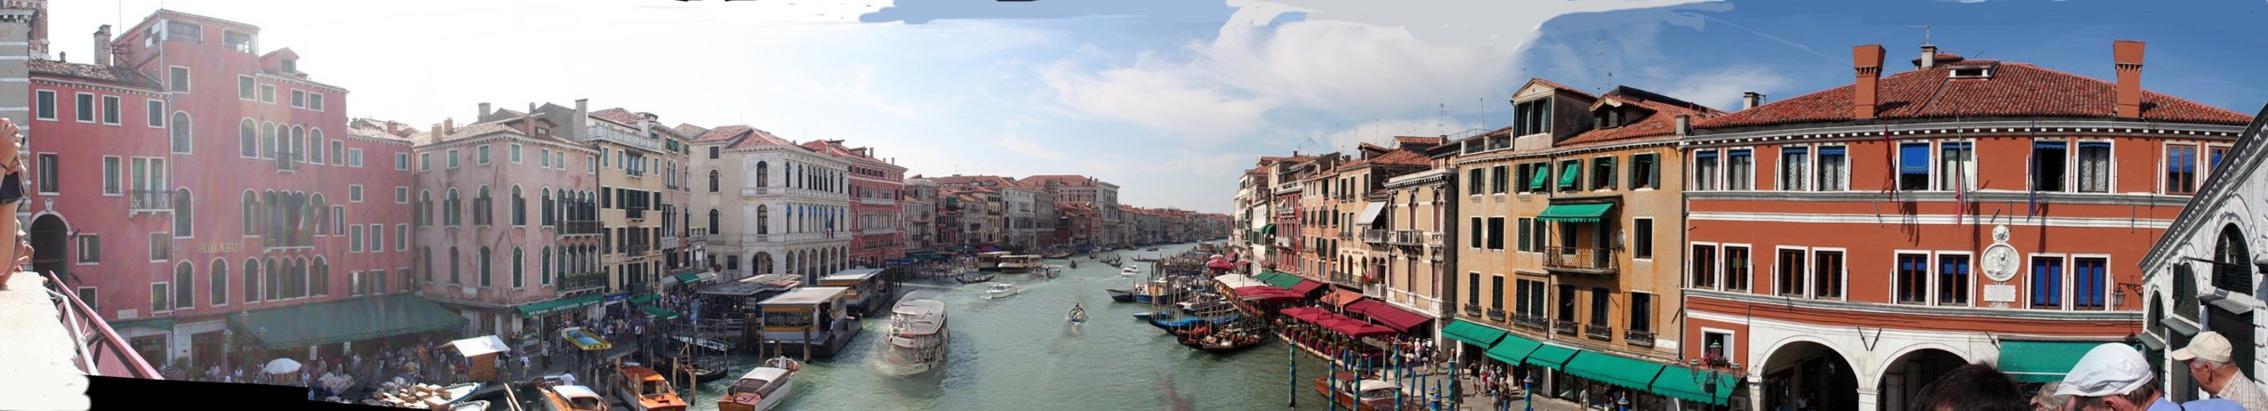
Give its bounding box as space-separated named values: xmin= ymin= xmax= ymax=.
xmin=995 ymin=135 xmax=1069 ymax=162
xmin=1038 ymin=59 xmax=1275 ymax=140
xmin=1315 ymin=117 xmax=1479 ymax=153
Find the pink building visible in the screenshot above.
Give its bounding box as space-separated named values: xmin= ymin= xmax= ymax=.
xmin=803 ymin=140 xmax=905 ymax=268
xmin=410 ymin=111 xmax=603 ymax=339
xmin=18 ymin=8 xmax=431 ymax=368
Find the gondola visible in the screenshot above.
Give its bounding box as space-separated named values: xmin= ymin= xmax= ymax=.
xmin=1107 ymin=289 xmax=1137 ymax=303
xmin=1179 ymin=332 xmax=1267 ymax=354
xmin=955 ymin=273 xmax=995 ymax=284
xmin=1131 ymin=310 xmax=1172 ymax=321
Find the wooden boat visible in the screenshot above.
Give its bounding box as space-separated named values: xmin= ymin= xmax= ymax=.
xmin=954 ymin=273 xmax=995 ymax=284
xmin=882 ymin=299 xmax=949 ymax=376
xmin=539 ymin=384 xmax=609 ymax=411
xmin=614 ymin=363 xmax=690 ymax=411
xmin=1179 ymin=331 xmax=1267 ymax=354
xmin=1131 ymin=310 xmax=1172 ymax=321
xmin=1311 ymin=372 xmax=1408 ymax=411
xmin=658 ymin=336 xmax=732 ymax=383
xmin=719 ymin=357 xmax=801 ymax=411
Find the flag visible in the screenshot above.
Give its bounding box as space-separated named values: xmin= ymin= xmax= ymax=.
xmin=1956 ymin=147 xmax=1969 ymax=226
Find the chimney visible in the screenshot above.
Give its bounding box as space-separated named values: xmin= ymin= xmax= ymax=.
xmin=444 ymin=118 xmax=455 ymax=135
xmin=1852 ymin=44 xmax=1886 ymax=120
xmin=385 ymin=122 xmax=400 ymax=136
xmin=2114 ymin=40 xmax=2145 ymax=119
xmin=1740 ymin=92 xmax=1763 ymax=110
xmin=573 ymin=99 xmax=589 ymax=139
xmin=478 ymin=102 xmax=491 ymax=119
xmin=1919 ymin=44 xmax=1938 ymax=68
xmin=430 ymin=123 xmax=442 ymax=141
xmin=1674 ymin=114 xmax=1691 ymax=136
xmin=91 ymin=25 xmax=110 ymax=66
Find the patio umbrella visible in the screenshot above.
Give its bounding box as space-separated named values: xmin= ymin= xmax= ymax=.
xmin=264 ymin=358 xmax=303 ymax=375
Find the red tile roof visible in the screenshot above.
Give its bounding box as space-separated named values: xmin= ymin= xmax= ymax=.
xmin=29 ymin=59 xmax=160 ymax=89
xmin=695 ymin=125 xmax=797 ymax=149
xmin=1557 ymin=86 xmax=1724 ymax=147
xmin=1019 ymin=175 xmax=1100 ymax=188
xmin=589 ymin=108 xmax=643 ymax=127
xmin=1698 ymin=61 xmax=2249 ymax=129
xmin=1392 ymin=136 xmax=1446 ymax=147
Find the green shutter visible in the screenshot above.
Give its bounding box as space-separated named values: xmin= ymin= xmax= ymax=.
xmin=1558 ymin=162 xmax=1580 ymax=187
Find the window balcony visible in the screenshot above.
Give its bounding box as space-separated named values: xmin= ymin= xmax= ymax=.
xmin=558 ymin=272 xmax=608 ymax=294
xmin=1625 ymin=329 xmax=1655 ymax=347
xmin=1361 ymin=229 xmax=1390 ymax=244
xmin=1485 ymin=308 xmax=1506 ymax=322
xmin=1464 ymin=303 xmax=1483 ymax=317
xmin=1553 ymin=319 xmax=1579 ymax=336
xmin=557 ymin=220 xmax=603 ymax=235
xmin=1542 ymin=246 xmax=1619 ymax=274
xmin=1585 ymin=323 xmax=1613 ymax=341
xmin=129 ymin=190 xmax=172 ymax=212
xmin=1513 ymin=314 xmax=1549 ymax=330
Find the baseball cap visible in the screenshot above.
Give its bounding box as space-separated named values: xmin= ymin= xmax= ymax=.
xmin=2171 ymin=331 xmax=2233 ymax=364
xmin=2056 ymin=343 xmax=2154 ymax=398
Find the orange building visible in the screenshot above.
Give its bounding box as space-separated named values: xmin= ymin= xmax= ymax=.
xmin=1680 ymin=42 xmax=2249 ymax=410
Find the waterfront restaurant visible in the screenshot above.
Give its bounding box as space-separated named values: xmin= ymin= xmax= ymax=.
xmin=757 ymin=286 xmax=860 ymax=359
xmin=817 ymin=268 xmax=892 ymax=317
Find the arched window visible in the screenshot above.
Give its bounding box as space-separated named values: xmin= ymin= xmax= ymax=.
xmin=2211 ymin=224 xmax=2256 ymax=377
xmin=242 ymin=258 xmax=260 ymax=304
xmin=173 ymin=261 xmax=194 ymax=309
xmin=239 ymin=118 xmax=256 ymax=157
xmin=512 ymin=247 xmax=524 ymax=288
xmin=311 ymin=257 xmax=328 ymax=297
xmin=261 ymin=122 xmax=277 ymax=159
xmin=417 ymin=190 xmax=433 ymax=226
xmin=290 ymin=126 xmax=305 ymax=163
xmin=172 ymin=188 xmax=193 ymax=237
xmin=541 ymin=247 xmax=553 ymax=285
xmin=170 ymin=112 xmax=191 ymax=154
xmin=478 ymin=247 xmax=493 ymax=287
xmin=511 ymin=186 xmax=526 ymax=226
xmin=709 ymin=170 xmax=720 ymax=192
xmin=474 ymin=186 xmax=492 ymax=226
xmin=449 ymin=247 xmax=462 ymax=284
xmin=242 ymin=190 xmax=258 ymax=235
xmin=755 ymin=161 xmax=768 ymax=188
xmin=757 ymin=205 xmax=769 ymax=234
xmin=709 ymin=209 xmax=720 ymax=234
xmin=264 ymin=257 xmax=279 ymax=300
xmin=422 ymin=247 xmax=434 ymax=281
xmin=541 ymin=188 xmax=555 ymax=226
xmin=444 ymin=188 xmax=461 ymax=226
xmin=210 ymin=259 xmax=228 ymax=305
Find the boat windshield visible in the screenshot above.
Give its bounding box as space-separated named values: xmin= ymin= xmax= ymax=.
xmin=640 ymin=379 xmax=672 ymax=396
xmin=571 ymin=397 xmax=605 ymax=409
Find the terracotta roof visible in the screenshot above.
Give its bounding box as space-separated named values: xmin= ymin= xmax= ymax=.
xmin=1365 ymin=150 xmax=1431 ymax=167
xmin=1393 ymin=136 xmax=1446 ymax=147
xmin=1698 ymin=61 xmax=2249 ymax=130
xmin=347 ymin=118 xmax=418 ymax=141
xmin=589 ymin=108 xmax=643 ymax=127
xmin=695 ymin=125 xmax=796 ymax=149
xmin=1557 ymin=86 xmax=1723 ymax=147
xmin=1019 ymin=175 xmax=1100 ymax=187
xmin=28 ymin=59 xmax=160 ymax=89
xmin=673 ymin=124 xmax=710 ymax=137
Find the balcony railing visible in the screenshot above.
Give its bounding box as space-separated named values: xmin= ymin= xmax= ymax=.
xmin=40 ymin=273 xmax=163 ymax=379
xmin=1361 ymin=229 xmax=1390 ymax=244
xmin=1424 ymin=232 xmax=1444 ymax=247
xmin=558 ymin=272 xmax=608 ymax=293
xmin=1513 ymin=314 xmax=1548 ymax=330
xmin=129 ymin=190 xmax=172 ymax=211
xmin=626 ymin=208 xmax=646 ymax=220
xmin=1542 ymin=246 xmax=1619 ymax=274
xmin=1585 ymin=323 xmax=1613 ymax=341
xmin=1464 ymin=303 xmax=1483 ymax=317
xmin=1553 ymin=319 xmax=1579 ymax=336
xmin=558 ymin=220 xmax=603 ymax=235
xmin=1484 ymin=308 xmax=1506 ymax=322
xmin=1625 ymin=329 xmax=1656 ymax=347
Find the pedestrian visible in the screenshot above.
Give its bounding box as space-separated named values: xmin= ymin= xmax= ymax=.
xmin=2171 ymin=331 xmax=2268 ymax=410
xmin=2056 ymin=343 xmax=2178 ymax=410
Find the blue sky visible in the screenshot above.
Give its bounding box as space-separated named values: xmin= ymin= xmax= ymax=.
xmin=51 ymin=0 xmax=2268 ymax=213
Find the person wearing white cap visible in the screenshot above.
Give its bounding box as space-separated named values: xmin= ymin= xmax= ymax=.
xmin=2056 ymin=343 xmax=2178 ymax=410
xmin=2172 ymin=331 xmax=2268 ymax=410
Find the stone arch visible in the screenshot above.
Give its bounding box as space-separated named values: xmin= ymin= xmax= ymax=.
xmin=28 ymin=213 xmax=69 ymax=280
xmin=1877 ymin=345 xmax=1969 ymax=411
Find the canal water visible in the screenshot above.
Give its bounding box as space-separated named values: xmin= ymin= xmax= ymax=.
xmin=679 ymin=242 xmax=1348 ymax=410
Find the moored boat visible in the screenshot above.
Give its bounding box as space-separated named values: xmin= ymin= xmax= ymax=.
xmin=1120 ymin=266 xmax=1140 ymax=277
xmin=1179 ymin=330 xmax=1267 ymax=354
xmin=882 ymin=299 xmax=950 ymax=376
xmin=539 ymin=383 xmax=609 ymax=411
xmin=954 ymin=273 xmax=995 ymax=284
xmin=1311 ymin=372 xmax=1408 ymax=411
xmin=658 ymin=336 xmax=732 ymax=383
xmin=718 ymin=357 xmax=802 ymax=411
xmin=614 ymin=363 xmax=689 ymax=411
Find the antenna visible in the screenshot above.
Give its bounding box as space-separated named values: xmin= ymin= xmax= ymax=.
xmin=1910 ymin=25 xmax=1933 ymax=47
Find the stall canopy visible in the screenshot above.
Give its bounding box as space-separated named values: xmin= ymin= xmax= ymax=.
xmin=1537 ymin=203 xmax=1614 ymax=223
xmin=1998 ymin=340 xmax=2108 ymax=383
xmin=638 ymin=305 xmax=683 ymax=320
xmin=1322 ymin=289 xmax=1365 ymax=307
xmin=1359 ymin=203 xmax=1387 ymax=226
xmin=1526 ymin=343 xmax=1582 ymax=370
xmin=1566 ymin=351 xmax=1666 ymax=392
xmin=1344 ymin=300 xmax=1433 ymax=332
xmin=1258 ymin=272 xmax=1303 ymax=289
xmin=1279 ymin=307 xmax=1396 ymax=337
xmin=1287 ymin=281 xmax=1324 ymax=296
xmin=447 ymin=336 xmax=511 ymax=357
xmin=1206 ymin=258 xmax=1235 ymax=271
xmin=1486 ymin=333 xmax=1544 ymax=365
xmin=1216 ymin=274 xmax=1267 ymax=289
xmin=1651 ymin=365 xmax=1742 ymax=406
xmin=518 ymin=294 xmax=605 ymax=316
xmin=230 ymin=294 xmax=464 ymax=350
xmin=1442 ymin=319 xmax=1508 ymax=347
xmin=1232 ymin=286 xmax=1303 ymax=302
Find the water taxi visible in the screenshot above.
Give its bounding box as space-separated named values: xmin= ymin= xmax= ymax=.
xmin=984 ymin=283 xmax=1020 ymax=299
xmin=719 ymin=357 xmax=802 ymax=411
xmin=882 ymin=299 xmax=950 ymax=376
xmin=613 ymin=363 xmax=689 ymax=411
xmin=1120 ymin=265 xmax=1140 ymax=277
xmin=539 ymin=384 xmax=609 ymax=411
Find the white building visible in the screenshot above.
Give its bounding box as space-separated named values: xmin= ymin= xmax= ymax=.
xmin=691 ymin=125 xmax=852 ymax=283
xmin=2142 ymin=104 xmax=2268 ymax=402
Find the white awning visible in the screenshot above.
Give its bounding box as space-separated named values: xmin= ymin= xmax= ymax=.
xmin=1360 ymin=203 xmax=1387 ymax=226
xmin=1215 ymin=274 xmax=1267 ymax=289
xmin=448 ymin=335 xmax=510 ymax=357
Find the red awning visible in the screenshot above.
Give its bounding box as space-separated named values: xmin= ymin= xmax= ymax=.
xmin=1346 ymin=300 xmax=1434 ymax=332
xmin=1322 ymin=289 xmax=1364 ymax=307
xmin=1284 ymin=307 xmax=1396 ymax=338
xmin=1234 ymin=287 xmax=1302 ymax=302
xmin=1287 ymin=281 xmax=1323 ymax=296
xmin=1280 ymin=307 xmax=1324 ymax=322
xmin=1208 ymin=259 xmax=1235 ymax=270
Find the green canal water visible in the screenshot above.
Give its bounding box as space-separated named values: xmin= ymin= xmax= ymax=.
xmin=678 ymin=242 xmax=1350 ymax=410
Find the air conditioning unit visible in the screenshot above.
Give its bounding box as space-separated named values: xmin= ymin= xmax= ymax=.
xmin=461 ymin=286 xmax=477 ymax=297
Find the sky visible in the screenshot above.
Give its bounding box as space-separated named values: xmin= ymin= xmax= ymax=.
xmin=47 ymin=0 xmax=2268 ymax=214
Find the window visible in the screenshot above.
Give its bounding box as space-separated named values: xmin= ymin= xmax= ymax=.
xmin=1703 ymin=331 xmax=1732 ymax=362
xmin=1723 ymin=245 xmax=1751 ymax=292
xmin=396 ymin=186 xmax=408 ymax=204
xmin=1776 ymin=248 xmax=1806 ymax=296
xmin=1467 ymin=272 xmax=1482 ymax=306
xmin=419 ymin=153 xmax=431 ymax=171
xmin=1589 ymin=287 xmax=1610 ymax=329
xmin=1693 ymin=150 xmax=1719 ymax=190
xmin=102 ymin=157 xmax=121 ymax=195
xmin=147 ymin=100 xmax=166 ymax=128
xmin=2032 ymin=140 xmax=2068 ymax=192
xmin=102 ymin=96 xmax=121 ymax=125
xmin=167 ymin=112 xmax=191 ymax=154
xmin=1725 ymin=149 xmax=1753 ymax=190
xmin=243 ymin=259 xmax=259 ymax=304
xmin=238 ymin=76 xmax=255 ymax=99
xmin=1899 ymin=142 xmax=1932 ymax=191
xmin=290 ymin=90 xmax=306 ymax=108
xmin=210 ymin=260 xmax=227 ymax=305
xmin=2167 ymin=144 xmax=2198 ymax=194
xmin=2076 ymin=142 xmax=2111 ymax=193
xmin=1490 ymin=165 xmax=1508 ymax=194
xmin=447 ymin=149 xmax=460 ymax=169
xmin=148 ymin=232 xmax=168 ymax=262
xmin=1632 ymin=218 xmax=1653 ymax=259
xmin=1469 ymin=217 xmax=1482 ymax=248
xmin=510 ymin=144 xmax=523 ymax=164
xmin=34 ymin=90 xmax=55 ymax=120
xmin=74 ymin=93 xmax=94 ymax=122
xmin=1813 ymin=250 xmax=1845 ymax=299
xmin=479 ymin=248 xmax=493 ymax=287
xmin=2032 ymin=256 xmax=2065 ymax=309
xmin=2074 ymin=257 xmax=2108 ymax=310
xmin=1529 ymin=219 xmax=1547 ymax=255
xmin=1557 ymin=160 xmax=1581 ymax=191
xmin=1556 ymin=284 xmax=1577 ymax=323
xmin=1630 ymin=154 xmax=1659 ymax=189
xmin=36 ymin=153 xmax=57 ymax=194
xmin=1938 ymin=253 xmax=1971 ymax=306
xmin=151 ymin=282 xmax=171 ymax=313
xmin=1780 ymin=146 xmax=1809 ymax=191
xmin=395 ymin=224 xmax=407 ymax=251
xmin=1897 ymin=253 xmax=1930 ymax=304
xmin=75 ymin=234 xmax=99 ymax=263
xmin=348 ymin=185 xmax=363 ymax=202
xmin=258 ymin=84 xmax=275 ymax=103
xmin=349 ymin=225 xmax=363 ymax=252
xmin=2209 ymin=145 xmax=2231 ymax=177
xmin=1468 ymin=168 xmax=1484 ymax=195
xmin=1513 ymin=98 xmax=1551 ymax=136
xmin=1490 ymin=275 xmax=1505 ymax=311
xmin=169 ymin=66 xmax=190 ymax=93
xmin=1629 ymin=293 xmax=1652 ymax=333
xmin=476 ymin=145 xmax=491 ymax=165
xmin=1516 ymin=217 xmax=1532 ymax=252
xmin=1691 ymin=244 xmax=1717 ymax=289
xmin=512 ymin=248 xmax=525 ymax=288
xmin=331 ymin=140 xmax=345 ymax=166
xmin=369 ymin=226 xmax=382 ymax=256
xmin=709 ymin=146 xmax=720 ymax=159
xmin=1591 ymin=157 xmax=1616 ymax=190
xmin=395 ymin=153 xmax=409 ymax=171
xmin=1485 ymin=217 xmax=1504 ymax=250
xmin=1938 ymin=142 xmax=1975 ymax=191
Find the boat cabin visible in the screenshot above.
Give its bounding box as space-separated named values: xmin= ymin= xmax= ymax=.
xmin=441 ymin=335 xmax=511 ymax=382
xmin=695 ymin=274 xmax=803 ymax=344
xmin=720 ymin=367 xmax=792 ymax=411
xmin=544 ymin=384 xmax=608 ymax=411
xmin=816 ymin=268 xmax=892 ymax=317
xmin=615 ymin=364 xmax=689 ymax=411
xmin=756 ymin=286 xmax=860 ymax=358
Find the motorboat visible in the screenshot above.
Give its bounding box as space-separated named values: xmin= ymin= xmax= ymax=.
xmin=1120 ymin=266 xmax=1140 ymax=277
xmin=718 ymin=357 xmax=802 ymax=411
xmin=614 ymin=363 xmax=689 ymax=411
xmin=1312 ymin=372 xmax=1409 ymax=411
xmin=1067 ymin=305 xmax=1088 ymax=323
xmin=1179 ymin=329 xmax=1268 ymax=354
xmin=998 ymin=255 xmax=1045 ymax=273
xmin=658 ymin=336 xmax=732 ymax=383
xmin=984 ymin=283 xmax=1020 ymax=299
xmin=954 ymin=273 xmax=995 ymax=284
xmin=539 ymin=383 xmax=609 ymax=411
xmin=882 ymin=299 xmax=950 ymax=376
xmin=1106 ymin=279 xmax=1174 ymax=303
xmin=1131 ymin=310 xmax=1172 ymax=321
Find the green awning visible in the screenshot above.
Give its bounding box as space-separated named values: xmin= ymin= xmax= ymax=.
xmin=1528 ymin=167 xmax=1549 ymax=190
xmin=1566 ymin=352 xmax=1666 ymax=391
xmin=2000 ymin=340 xmax=2107 ymax=383
xmin=1485 ymin=333 xmax=1543 ymax=365
xmin=1557 ymin=162 xmax=1580 ymax=187
xmin=516 ymin=294 xmax=605 ymax=316
xmin=1538 ymin=203 xmax=1614 ymax=223
xmin=1256 ymin=271 xmax=1289 ymax=284
xmin=1527 ymin=343 xmax=1581 ymax=369
xmin=630 ymin=292 xmax=660 ymax=305
xmin=1261 ymin=224 xmax=1276 ymax=236
xmin=638 ymin=305 xmax=682 ymax=320
xmin=230 ymin=294 xmax=463 ymax=350
xmin=109 ymin=317 xmax=175 ymax=331
xmin=1443 ymin=319 xmax=1508 ymax=347
xmin=1261 ymin=273 xmax=1304 ymax=289
xmin=673 ymin=272 xmax=702 ymax=284
xmin=1651 ymin=365 xmax=1742 ymax=406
